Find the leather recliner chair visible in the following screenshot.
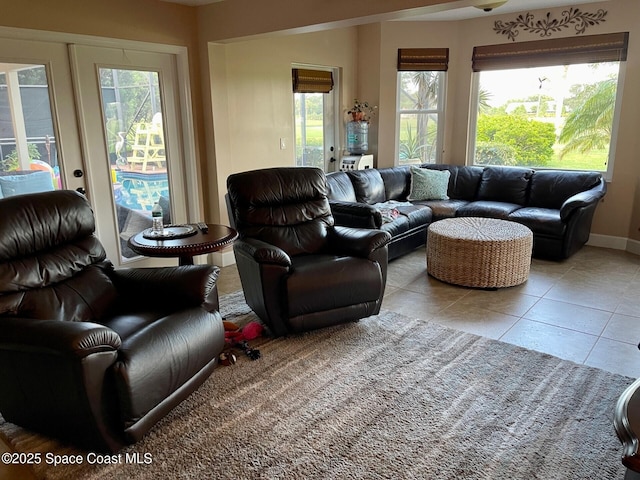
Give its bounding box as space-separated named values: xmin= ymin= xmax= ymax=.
xmin=226 ymin=167 xmax=391 ymax=337
xmin=0 ymin=190 xmax=225 ymax=452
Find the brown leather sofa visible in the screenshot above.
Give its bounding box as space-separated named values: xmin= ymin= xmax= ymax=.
xmin=0 ymin=190 xmax=225 ymax=452
xmin=327 ymin=165 xmax=606 ymax=260
xmin=226 ymin=167 xmax=391 ymax=337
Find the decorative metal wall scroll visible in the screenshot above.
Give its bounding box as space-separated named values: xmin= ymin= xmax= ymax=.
xmin=494 ymin=8 xmax=607 ymax=42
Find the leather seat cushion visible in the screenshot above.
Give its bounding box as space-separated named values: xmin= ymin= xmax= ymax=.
xmin=380 ymin=215 xmax=410 ymax=237
xmin=456 ymin=201 xmax=523 ymax=219
xmin=112 ymin=307 xmax=223 ymax=428
xmin=396 ymin=204 xmax=433 ymax=229
xmin=287 ymin=255 xmax=382 ymax=318
xmin=412 ymin=199 xmax=468 ymax=220
xmin=509 ymin=207 xmax=565 ymax=236
xmin=100 ymin=311 xmax=167 ymax=340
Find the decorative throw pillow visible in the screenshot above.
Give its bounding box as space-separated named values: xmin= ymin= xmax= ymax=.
xmin=408 ymin=167 xmax=450 ymax=201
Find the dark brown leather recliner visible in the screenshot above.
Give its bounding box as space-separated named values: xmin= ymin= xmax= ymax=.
xmin=0 ymin=190 xmax=225 ymax=452
xmin=226 ymin=167 xmax=391 ymax=337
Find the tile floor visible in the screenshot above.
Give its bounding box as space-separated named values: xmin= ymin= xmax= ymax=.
xmin=217 ymin=245 xmax=640 ymax=379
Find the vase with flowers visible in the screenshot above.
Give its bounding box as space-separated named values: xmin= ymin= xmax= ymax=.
xmin=347 ymin=99 xmax=377 ymax=123
xmin=346 ymin=99 xmax=377 ymax=154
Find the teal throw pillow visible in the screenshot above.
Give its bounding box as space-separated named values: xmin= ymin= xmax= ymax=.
xmin=408 ymin=167 xmax=450 ymax=201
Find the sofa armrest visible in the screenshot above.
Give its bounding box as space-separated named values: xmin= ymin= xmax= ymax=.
xmin=328 ymin=226 xmax=391 ymax=259
xmin=110 ymin=265 xmax=220 ymax=312
xmin=329 ymin=200 xmax=383 ymax=229
xmin=560 ymin=186 xmax=606 ymax=221
xmin=234 ymin=238 xmax=292 ymax=267
xmin=0 ymin=318 xmax=121 ymax=358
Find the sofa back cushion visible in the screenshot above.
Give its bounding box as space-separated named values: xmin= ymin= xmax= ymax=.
xmin=378 ymin=166 xmax=411 ymax=201
xmin=528 ymin=170 xmax=602 ymax=209
xmin=477 ymin=166 xmax=533 ymax=205
xmin=422 ymin=164 xmax=483 ymax=201
xmin=0 ymin=263 xmax=118 ymax=322
xmin=326 ymin=172 xmax=357 ymax=202
xmin=347 ymin=169 xmax=386 ymax=205
xmin=0 ymin=190 xmax=116 ymax=322
xmin=227 ymin=167 xmax=333 ymax=256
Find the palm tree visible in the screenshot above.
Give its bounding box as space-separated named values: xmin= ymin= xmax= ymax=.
xmin=558 ymin=78 xmax=616 ymax=158
xmin=478 ymin=88 xmax=493 ymax=114
xmin=413 ymin=71 xmax=438 ymax=159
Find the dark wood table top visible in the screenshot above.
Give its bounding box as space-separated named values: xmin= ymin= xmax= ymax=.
xmin=128 ymin=223 xmax=237 ymax=265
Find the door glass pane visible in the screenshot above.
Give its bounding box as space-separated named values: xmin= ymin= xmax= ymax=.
xmin=294 ymin=92 xmax=325 ymax=169
xmin=99 ymin=68 xmax=172 ymax=260
xmin=0 ymin=63 xmax=61 ymax=196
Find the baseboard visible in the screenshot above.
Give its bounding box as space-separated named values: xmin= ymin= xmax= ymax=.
xmin=628 ymin=238 xmax=640 ymax=256
xmin=588 ymin=234 xmax=640 ymax=256
xmin=209 ymin=249 xmax=236 ymax=267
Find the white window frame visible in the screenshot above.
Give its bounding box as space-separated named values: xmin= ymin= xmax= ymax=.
xmin=467 ymin=61 xmax=627 ymax=183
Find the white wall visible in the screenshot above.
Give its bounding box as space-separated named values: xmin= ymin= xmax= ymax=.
xmin=207 ymin=28 xmax=359 ymax=223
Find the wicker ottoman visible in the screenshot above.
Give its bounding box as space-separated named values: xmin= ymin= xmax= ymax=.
xmin=426 ymin=217 xmax=533 ymax=288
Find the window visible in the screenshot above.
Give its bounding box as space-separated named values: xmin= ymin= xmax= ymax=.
xmin=396 ymin=48 xmax=447 ymax=165
xmin=292 ymin=67 xmax=337 ymax=171
xmin=469 ymin=33 xmax=628 ymax=178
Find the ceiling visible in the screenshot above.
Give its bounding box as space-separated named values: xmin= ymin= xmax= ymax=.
xmin=405 ymin=0 xmax=607 ymax=21
xmin=157 ymin=0 xmax=608 ymax=21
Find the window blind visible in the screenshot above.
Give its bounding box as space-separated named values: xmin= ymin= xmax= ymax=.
xmin=292 ymin=68 xmax=334 ymax=93
xmin=397 ymin=48 xmax=449 ymax=71
xmin=472 ymin=32 xmax=629 ymax=72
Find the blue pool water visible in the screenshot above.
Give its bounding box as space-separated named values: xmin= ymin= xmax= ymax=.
xmin=114 ymin=170 xmax=169 ymax=212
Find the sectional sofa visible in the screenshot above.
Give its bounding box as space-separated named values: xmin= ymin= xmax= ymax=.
xmin=326 ymin=164 xmax=606 ymax=260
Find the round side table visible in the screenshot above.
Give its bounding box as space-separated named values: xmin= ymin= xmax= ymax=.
xmin=128 ymin=224 xmax=237 ymax=265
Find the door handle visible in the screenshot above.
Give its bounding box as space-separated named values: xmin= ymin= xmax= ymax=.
xmin=76 ymin=187 xmax=87 ymax=195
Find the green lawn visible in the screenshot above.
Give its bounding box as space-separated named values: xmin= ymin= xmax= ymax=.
xmin=297 ymin=118 xmax=608 ymax=172
xmin=295 ymin=119 xmax=323 ymax=148
xmin=547 ymin=146 xmax=608 ymax=171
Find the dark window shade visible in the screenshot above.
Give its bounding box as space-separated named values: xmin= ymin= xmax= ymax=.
xmin=472 ymin=32 xmax=628 ymax=72
xmin=292 ymin=69 xmax=333 ymax=93
xmin=397 ymin=48 xmax=449 ymax=71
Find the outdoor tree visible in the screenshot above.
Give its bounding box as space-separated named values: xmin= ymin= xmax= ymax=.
xmin=476 ymin=113 xmax=556 ymax=166
xmin=559 ymin=78 xmax=616 ymax=158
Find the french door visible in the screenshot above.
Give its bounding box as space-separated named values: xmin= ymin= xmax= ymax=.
xmin=293 ymin=67 xmax=339 ymax=172
xmin=0 ymin=38 xmax=85 ymax=195
xmin=70 ymin=45 xmax=191 ymax=267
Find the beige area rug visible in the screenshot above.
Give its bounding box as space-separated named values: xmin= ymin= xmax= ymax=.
xmin=0 ymin=290 xmax=633 ymax=479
